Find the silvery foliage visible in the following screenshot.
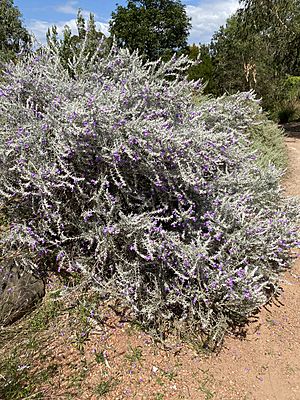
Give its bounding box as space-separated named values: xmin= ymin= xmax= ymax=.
xmin=0 ymin=41 xmax=299 ymax=345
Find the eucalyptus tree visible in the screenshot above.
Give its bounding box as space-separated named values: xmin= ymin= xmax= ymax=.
xmin=209 ymin=8 xmax=293 ymax=111
xmin=240 ymin=0 xmax=300 ymax=75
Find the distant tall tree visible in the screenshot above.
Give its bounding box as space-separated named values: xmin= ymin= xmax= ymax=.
xmin=0 ymin=0 xmax=31 ymax=64
xmin=47 ymin=10 xmax=106 ymax=74
xmin=210 ymin=14 xmax=254 ymax=95
xmin=240 ymin=0 xmax=300 ymax=75
xmin=209 ymin=11 xmax=286 ymax=110
xmin=109 ymin=0 xmax=191 ymax=61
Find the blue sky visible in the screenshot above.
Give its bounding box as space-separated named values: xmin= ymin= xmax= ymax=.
xmin=14 ymin=0 xmax=239 ymax=44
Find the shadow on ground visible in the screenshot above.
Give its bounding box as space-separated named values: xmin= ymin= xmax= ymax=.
xmin=281 ymin=121 xmax=300 ymax=138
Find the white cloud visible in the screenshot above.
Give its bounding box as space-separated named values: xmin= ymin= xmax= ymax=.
xmin=55 ymin=1 xmax=95 ymax=18
xmin=56 ymin=0 xmax=78 ymax=15
xmin=186 ymin=0 xmax=240 ymax=43
xmin=27 ymin=18 xmax=109 ymax=45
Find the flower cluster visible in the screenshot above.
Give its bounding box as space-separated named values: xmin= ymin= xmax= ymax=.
xmin=0 ymin=42 xmax=299 ymax=346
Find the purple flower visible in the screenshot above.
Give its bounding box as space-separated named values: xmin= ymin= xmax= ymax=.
xmin=87 ymin=97 xmax=94 ymax=107
xmin=214 ymin=232 xmax=222 ymax=241
xmin=237 ymin=269 xmax=245 ymax=278
xmin=113 ymin=151 xmax=121 ymax=162
xmin=103 ymin=225 xmax=118 ymax=235
xmin=129 ymin=137 xmax=138 ymax=145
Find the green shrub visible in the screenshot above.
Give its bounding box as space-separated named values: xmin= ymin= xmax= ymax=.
xmin=285 ymin=76 xmax=300 ymax=97
xmin=276 ymin=76 xmax=300 ymax=123
xmin=277 ymin=100 xmax=300 ymax=123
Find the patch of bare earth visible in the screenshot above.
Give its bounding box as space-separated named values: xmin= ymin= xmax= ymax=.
xmin=1 ymin=125 xmax=299 ymax=400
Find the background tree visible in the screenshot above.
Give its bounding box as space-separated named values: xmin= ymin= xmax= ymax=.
xmin=210 ymin=13 xmax=277 ymax=97
xmin=210 ymin=14 xmax=249 ymax=95
xmin=109 ymin=0 xmax=191 ymax=61
xmin=184 ymin=44 xmax=215 ymax=94
xmin=0 ymin=0 xmax=31 ymax=65
xmin=240 ymin=0 xmax=300 ymax=76
xmin=47 ymin=10 xmax=106 ymax=74
xmin=208 ymin=6 xmax=300 ymax=119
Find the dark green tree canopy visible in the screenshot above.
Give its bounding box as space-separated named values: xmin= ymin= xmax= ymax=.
xmin=109 ymin=0 xmax=191 ymax=61
xmin=0 ymin=0 xmax=31 ymax=64
xmin=210 ymin=13 xmax=254 ymax=95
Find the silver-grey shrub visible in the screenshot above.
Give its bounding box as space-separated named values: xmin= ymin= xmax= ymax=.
xmin=0 ymin=43 xmax=299 ymax=346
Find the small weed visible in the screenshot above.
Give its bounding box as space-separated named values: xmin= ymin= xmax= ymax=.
xmin=198 ymin=369 xmax=215 ymax=400
xmin=67 ymin=359 xmax=88 ymax=391
xmin=65 ymin=395 xmax=75 ymax=400
xmin=185 ymin=333 xmax=212 ymax=355
xmin=265 ymin=317 xmax=277 ymax=327
xmin=48 ymin=289 xmax=62 ymax=299
xmin=77 ymin=303 xmax=93 ymax=324
xmin=39 ymin=353 xmax=47 ymax=362
xmin=198 ymin=382 xmax=214 ymax=400
xmin=94 ymin=378 xmax=116 ymax=397
xmin=0 ymin=353 xmax=33 ymax=399
xmin=286 ymin=363 xmax=298 ymax=375
xmin=125 ymin=321 xmax=144 ymax=336
xmin=68 ymin=375 xmax=82 ymax=391
xmin=154 ymin=393 xmax=164 ymax=400
xmin=95 ymin=350 xmax=106 ymax=365
xmin=125 ymin=346 xmax=143 ymax=364
xmin=30 ymin=301 xmax=59 ymax=332
xmin=26 ymin=336 xmax=39 ymax=350
xmin=71 ymin=331 xmax=90 ymax=354
xmin=160 ymin=368 xmax=177 ymax=381
xmin=156 ymin=377 xmax=164 ymax=386
xmin=0 ymin=346 xmax=60 ymax=400
xmin=68 ymin=367 xmax=88 ymax=390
